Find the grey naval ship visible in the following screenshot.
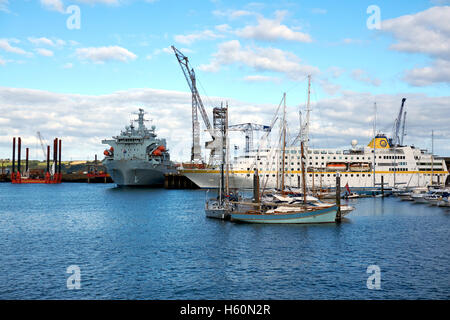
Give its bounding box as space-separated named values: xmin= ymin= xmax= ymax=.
xmin=102 ymin=108 xmax=176 ymax=186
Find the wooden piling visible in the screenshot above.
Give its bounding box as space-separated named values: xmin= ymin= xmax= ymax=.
xmin=335 ymin=173 xmax=341 ymax=222
xmin=381 ymin=175 xmax=384 ymax=197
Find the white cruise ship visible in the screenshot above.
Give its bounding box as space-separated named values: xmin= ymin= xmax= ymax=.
xmin=180 ymin=134 xmax=449 ymax=190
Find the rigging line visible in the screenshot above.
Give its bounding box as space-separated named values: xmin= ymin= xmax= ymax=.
xmin=311 ymin=79 xmax=327 ymax=149
xmin=284 ymin=75 xmax=309 ymax=94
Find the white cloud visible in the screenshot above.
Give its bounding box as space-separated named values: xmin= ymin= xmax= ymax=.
xmin=0 ymin=39 xmax=30 ymax=55
xmin=381 ymin=6 xmax=450 ymax=86
xmin=404 ymin=59 xmax=450 ymax=86
xmin=40 ymin=0 xmax=65 ymax=13
xmin=382 ymin=6 xmax=450 ymax=59
xmin=243 ymin=75 xmax=279 ymax=82
xmin=35 ymin=48 xmax=54 ymax=57
xmin=327 ymin=66 xmax=344 ymax=78
xmin=0 ymin=57 xmax=5 ymax=66
xmin=215 ymin=24 xmax=232 ymax=33
xmin=0 ymin=0 xmax=10 ymax=13
xmin=174 ymin=29 xmax=224 ymax=45
xmin=351 ymin=69 xmax=381 ymax=87
xmin=212 ymin=9 xmax=257 ymax=19
xmin=28 ymin=37 xmax=66 ymax=47
xmin=76 ymin=46 xmax=137 ymax=63
xmin=0 ymin=88 xmax=449 ymax=160
xmin=28 ymin=37 xmax=55 ymax=46
xmin=199 ymin=40 xmax=319 ymax=80
xmin=63 ymin=62 xmax=73 ymax=69
xmin=74 ymin=0 xmax=119 ymax=4
xmin=235 ymin=10 xmax=312 ymax=43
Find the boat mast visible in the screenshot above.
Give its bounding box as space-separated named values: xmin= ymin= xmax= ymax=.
xmin=431 ymin=130 xmax=434 ymax=186
xmin=281 ymin=92 xmax=286 ymax=193
xmin=305 ymin=75 xmax=313 ymax=194
xmin=225 ymin=102 xmax=230 ymax=195
xmin=301 ymin=141 xmax=307 ymax=205
xmin=373 ymin=102 xmax=377 ymax=188
xmin=305 ymin=75 xmax=311 ymax=149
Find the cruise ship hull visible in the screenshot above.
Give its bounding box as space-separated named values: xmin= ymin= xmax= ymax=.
xmin=103 ymin=159 xmax=174 ymax=187
xmin=182 ymin=169 xmax=449 ymax=190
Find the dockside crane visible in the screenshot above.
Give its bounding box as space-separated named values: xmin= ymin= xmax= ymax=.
xmin=392 ymin=98 xmax=406 ymax=146
xmin=36 ymin=131 xmax=47 ymax=160
xmin=228 ymin=123 xmax=271 ymax=154
xmin=172 ymin=45 xmax=215 ymax=164
xmin=400 ymin=111 xmax=407 ymax=146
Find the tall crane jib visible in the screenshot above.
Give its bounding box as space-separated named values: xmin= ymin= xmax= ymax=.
xmin=171 ymin=45 xmax=226 ymax=166
xmin=392 ymin=98 xmax=406 ymax=146
xmin=36 ymin=131 xmax=47 ymax=159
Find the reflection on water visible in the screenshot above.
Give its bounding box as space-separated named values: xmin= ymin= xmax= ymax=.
xmin=0 ymin=183 xmax=448 ymax=299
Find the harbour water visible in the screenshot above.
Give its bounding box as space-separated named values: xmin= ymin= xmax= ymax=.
xmin=0 ymin=183 xmax=449 ymax=300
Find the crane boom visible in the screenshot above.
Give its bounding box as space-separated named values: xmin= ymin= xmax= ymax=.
xmin=393 ymin=98 xmax=406 ymax=146
xmin=172 ymin=46 xmax=213 ymax=133
xmin=400 ymin=111 xmax=407 ymax=145
xmin=36 ymin=131 xmax=47 ymax=159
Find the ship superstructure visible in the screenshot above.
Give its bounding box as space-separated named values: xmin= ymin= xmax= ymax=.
xmin=102 ymin=108 xmax=176 ymax=186
xmin=181 ymin=134 xmax=449 ymax=189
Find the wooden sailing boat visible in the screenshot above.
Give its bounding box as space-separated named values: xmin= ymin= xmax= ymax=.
xmin=205 ymin=103 xmax=233 ymax=219
xmin=229 ymin=92 xmax=338 ymax=224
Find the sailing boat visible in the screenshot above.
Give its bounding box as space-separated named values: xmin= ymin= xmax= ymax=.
xmin=204 ymin=104 xmax=234 ymax=219
xmin=229 ymin=93 xmax=338 ymax=224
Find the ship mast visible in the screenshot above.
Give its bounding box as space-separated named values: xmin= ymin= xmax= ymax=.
xmin=431 ymin=130 xmax=434 ymax=187
xmin=301 ymin=141 xmax=307 ymax=205
xmin=305 ymin=75 xmax=311 ymax=149
xmin=373 ymin=102 xmax=377 ymax=188
xmin=281 ymin=93 xmax=286 ymax=193
xmin=305 ymin=75 xmax=313 ymax=194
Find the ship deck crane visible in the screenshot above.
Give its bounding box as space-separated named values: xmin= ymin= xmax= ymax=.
xmin=172 ymin=45 xmax=214 ymax=163
xmin=228 ymin=123 xmax=271 ymax=154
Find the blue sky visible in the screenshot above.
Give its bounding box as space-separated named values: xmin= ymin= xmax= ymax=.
xmin=0 ymin=0 xmax=449 ymax=160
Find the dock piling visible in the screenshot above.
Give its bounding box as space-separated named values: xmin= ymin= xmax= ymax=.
xmin=335 ymin=173 xmax=342 ymax=222
xmin=12 ymin=137 xmax=15 ymax=180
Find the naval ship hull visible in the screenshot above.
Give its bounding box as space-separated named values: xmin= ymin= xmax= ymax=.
xmin=103 ymin=159 xmax=174 ymax=187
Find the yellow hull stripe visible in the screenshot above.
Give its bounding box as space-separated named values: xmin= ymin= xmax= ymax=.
xmin=181 ymin=170 xmax=449 ymax=175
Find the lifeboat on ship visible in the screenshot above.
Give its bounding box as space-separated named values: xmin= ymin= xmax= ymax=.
xmin=152 ymin=149 xmax=162 ymax=156
xmin=349 ymin=162 xmax=371 ymax=172
xmin=326 ymin=163 xmax=347 ymax=171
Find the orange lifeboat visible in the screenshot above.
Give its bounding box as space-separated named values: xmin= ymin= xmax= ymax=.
xmin=157 ymin=145 xmax=166 ymax=152
xmin=104 ymin=150 xmax=111 ymax=156
xmin=152 ymin=149 xmax=162 ymax=156
xmin=109 ymin=147 xmax=114 ymax=152
xmin=326 ymin=163 xmax=347 ymax=171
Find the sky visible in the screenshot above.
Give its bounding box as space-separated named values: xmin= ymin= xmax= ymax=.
xmin=0 ymin=0 xmax=449 ymax=161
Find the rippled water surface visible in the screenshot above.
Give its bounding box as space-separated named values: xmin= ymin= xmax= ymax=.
xmin=0 ymin=183 xmax=449 ymax=299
